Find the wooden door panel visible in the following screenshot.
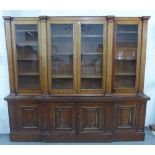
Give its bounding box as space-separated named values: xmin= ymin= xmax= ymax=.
xmin=22 ymin=106 xmax=37 ymax=127
xmin=56 ymin=107 xmax=73 ymax=129
xmin=114 ymin=102 xmax=136 ymax=130
xmin=49 ymin=102 xmax=76 ymax=132
xmin=79 ymin=103 xmax=103 ymax=132
xmin=16 ymin=102 xmax=41 ymax=131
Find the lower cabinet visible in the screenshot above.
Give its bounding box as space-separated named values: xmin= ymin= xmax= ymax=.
xmin=7 ymin=96 xmax=148 ymax=142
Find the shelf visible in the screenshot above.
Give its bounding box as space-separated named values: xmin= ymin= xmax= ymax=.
xmin=18 ymin=73 xmax=39 ymax=76
xmin=117 ymin=31 xmax=138 ymax=34
xmin=16 ymin=30 xmax=38 ymax=32
xmin=116 ymin=40 xmax=137 ymax=43
xmin=17 ymin=58 xmax=39 ymax=61
xmin=81 ymin=53 xmax=103 ymax=55
xmin=115 ymin=72 xmax=136 ymax=76
xmin=52 ymin=53 xmax=73 ymax=55
xmin=81 ymin=35 xmax=103 ymax=38
xmin=16 ymin=42 xmax=38 ymax=46
xmin=115 ymin=58 xmax=136 ymax=61
xmin=52 ymin=75 xmax=73 ymax=78
xmin=116 ymin=47 xmax=137 ymax=49
xmin=81 ymin=75 xmax=102 ymax=78
xmin=52 ymin=35 xmax=72 ymax=37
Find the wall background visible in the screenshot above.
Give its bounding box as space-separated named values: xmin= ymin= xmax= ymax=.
xmin=0 ymin=10 xmax=155 ymax=133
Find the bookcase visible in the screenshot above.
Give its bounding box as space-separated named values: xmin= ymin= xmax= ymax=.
xmin=4 ymin=16 xmax=150 ymax=142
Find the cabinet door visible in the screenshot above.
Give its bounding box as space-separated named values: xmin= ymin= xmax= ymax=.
xmin=113 ymin=20 xmax=142 ymax=93
xmin=78 ymin=103 xmax=103 ymax=133
xmin=114 ymin=101 xmax=136 ymax=131
xmin=48 ymin=21 xmax=76 ymax=93
xmin=16 ymin=102 xmax=43 ymax=132
xmin=12 ymin=21 xmax=42 ymax=93
xmin=78 ymin=22 xmax=107 ymax=93
xmin=49 ymin=102 xmax=76 ymax=132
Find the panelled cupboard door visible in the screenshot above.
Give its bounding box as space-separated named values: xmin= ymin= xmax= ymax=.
xmin=77 ymin=21 xmax=107 ymax=93
xmin=16 ymin=102 xmax=42 ymax=132
xmin=114 ymin=101 xmax=136 ymax=131
xmin=47 ymin=21 xmax=76 ymax=93
xmin=49 ymin=103 xmax=76 ymax=132
xmin=11 ymin=20 xmax=42 ymax=94
xmin=113 ymin=20 xmax=142 ymax=93
xmin=78 ymin=103 xmax=103 ymax=133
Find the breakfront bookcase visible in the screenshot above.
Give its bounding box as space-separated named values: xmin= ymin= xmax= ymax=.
xmin=4 ymin=16 xmax=150 ymax=142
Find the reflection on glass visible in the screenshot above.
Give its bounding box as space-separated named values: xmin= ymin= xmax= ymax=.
xmin=51 ymin=24 xmax=73 ymax=89
xmin=81 ymin=24 xmax=103 ymax=89
xmin=114 ymin=24 xmax=138 ymax=88
xmin=15 ymin=24 xmax=40 ymax=89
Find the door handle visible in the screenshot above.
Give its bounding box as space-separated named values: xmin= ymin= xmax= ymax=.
xmin=77 ymin=114 xmax=80 ymax=119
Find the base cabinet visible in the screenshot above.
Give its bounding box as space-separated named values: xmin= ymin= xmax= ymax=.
xmin=6 ymin=95 xmax=149 ymax=142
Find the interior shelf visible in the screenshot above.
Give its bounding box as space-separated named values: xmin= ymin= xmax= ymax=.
xmin=117 ymin=31 xmax=138 ymax=34
xmin=115 ymin=58 xmax=136 ymax=61
xmin=17 ymin=58 xmax=39 ymax=61
xmin=115 ymin=72 xmax=136 ymax=76
xmin=18 ymin=73 xmax=39 ymax=76
xmin=52 ymin=35 xmax=73 ymax=37
xmin=16 ymin=30 xmax=38 ymax=32
xmin=52 ymin=75 xmax=73 ymax=78
xmin=81 ymin=53 xmax=103 ymax=55
xmin=16 ymin=42 xmax=38 ymax=46
xmin=52 ymin=53 xmax=73 ymax=55
xmin=116 ymin=40 xmax=137 ymax=43
xmin=81 ymin=35 xmax=103 ymax=38
xmin=81 ymin=75 xmax=102 ymax=78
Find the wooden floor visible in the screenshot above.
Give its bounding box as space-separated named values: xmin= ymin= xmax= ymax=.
xmin=0 ymin=128 xmax=155 ymax=145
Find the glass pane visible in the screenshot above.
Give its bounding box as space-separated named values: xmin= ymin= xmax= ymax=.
xmin=15 ymin=24 xmax=40 ymax=89
xmin=115 ymin=76 xmax=136 ymax=88
xmin=51 ymin=24 xmax=73 ymax=89
xmin=81 ymin=79 xmax=102 ymax=89
xmin=81 ymin=24 xmax=103 ymax=89
xmin=114 ymin=24 xmax=138 ymax=88
xmin=18 ymin=76 xmax=39 ymax=89
xmin=52 ymin=79 xmax=73 ymax=89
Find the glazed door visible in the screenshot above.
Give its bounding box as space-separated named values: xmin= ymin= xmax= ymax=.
xmin=48 ymin=21 xmax=76 ymax=93
xmin=113 ymin=20 xmax=142 ymax=93
xmin=11 ymin=20 xmax=42 ymax=93
xmin=77 ymin=21 xmax=107 ymax=93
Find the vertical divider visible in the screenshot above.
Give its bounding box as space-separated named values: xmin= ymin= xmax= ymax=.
xmin=138 ymin=16 xmax=150 ymax=94
xmin=103 ymin=21 xmax=107 ymax=93
xmin=106 ymin=16 xmax=115 ymax=95
xmin=3 ymin=16 xmax=16 ymax=95
xmin=76 ymin=21 xmax=81 ymax=93
xmin=39 ymin=16 xmax=48 ymax=95
xmin=73 ymin=22 xmax=77 ymax=93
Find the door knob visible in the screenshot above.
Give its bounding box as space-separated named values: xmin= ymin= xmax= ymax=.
xmin=77 ymin=114 xmax=80 ymax=119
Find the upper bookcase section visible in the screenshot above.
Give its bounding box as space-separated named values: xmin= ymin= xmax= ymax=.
xmin=3 ymin=16 xmax=150 ymax=95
